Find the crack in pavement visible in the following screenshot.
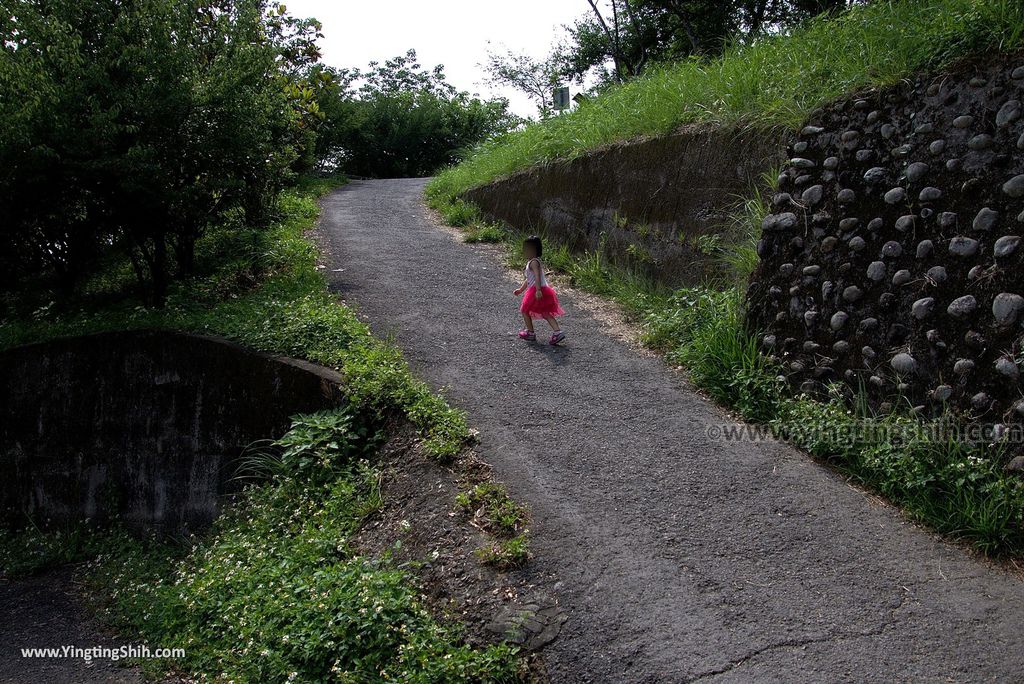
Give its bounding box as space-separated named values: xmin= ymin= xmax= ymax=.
xmin=316 ymin=179 xmax=1024 ymax=683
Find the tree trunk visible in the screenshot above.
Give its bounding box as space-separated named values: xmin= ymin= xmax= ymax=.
xmin=151 ymin=235 xmax=168 ymax=309
xmin=174 ymin=233 xmax=196 ymax=277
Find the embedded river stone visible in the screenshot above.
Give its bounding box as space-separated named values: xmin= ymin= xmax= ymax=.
xmin=993 ymin=292 xmax=1024 ymax=325
xmin=994 ymin=235 xmax=1021 ymax=257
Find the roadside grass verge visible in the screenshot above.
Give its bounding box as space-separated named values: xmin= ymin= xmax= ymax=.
xmin=1 ymin=178 xmax=531 ymax=679
xmin=79 ymin=408 xmax=523 ymax=683
xmin=433 ymin=197 xmax=1024 ymax=558
xmin=427 ymin=0 xmax=1024 ymax=203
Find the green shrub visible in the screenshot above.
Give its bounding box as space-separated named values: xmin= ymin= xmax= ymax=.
xmin=89 ymin=414 xmax=522 ymax=683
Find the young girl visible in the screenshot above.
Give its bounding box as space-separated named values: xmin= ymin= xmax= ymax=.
xmin=513 ymin=235 xmax=565 ymax=345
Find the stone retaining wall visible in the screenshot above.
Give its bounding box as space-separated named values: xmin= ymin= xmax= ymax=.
xmin=748 ymin=55 xmax=1024 ymax=423
xmin=0 ymin=331 xmax=345 ymax=532
xmin=463 ymin=126 xmax=788 ymax=285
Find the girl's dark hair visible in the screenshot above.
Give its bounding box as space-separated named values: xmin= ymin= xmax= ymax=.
xmin=524 ymin=235 xmax=543 ymax=257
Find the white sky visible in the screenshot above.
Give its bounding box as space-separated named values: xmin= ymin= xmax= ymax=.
xmin=284 ymin=0 xmax=588 ymax=117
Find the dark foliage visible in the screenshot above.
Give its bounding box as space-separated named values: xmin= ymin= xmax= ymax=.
xmin=0 ymin=0 xmax=320 ymax=306
xmin=313 ymin=50 xmax=516 ymax=178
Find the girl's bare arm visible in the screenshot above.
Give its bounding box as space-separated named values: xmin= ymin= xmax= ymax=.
xmin=530 ymin=260 xmax=544 ymax=298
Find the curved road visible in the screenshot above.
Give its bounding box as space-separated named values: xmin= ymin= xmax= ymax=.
xmin=318 ymin=178 xmax=1024 ymax=683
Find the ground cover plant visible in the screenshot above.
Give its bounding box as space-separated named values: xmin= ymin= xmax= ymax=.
xmin=75 ymin=408 xmax=523 ymax=683
xmin=0 ymin=177 xmax=531 ymax=680
xmin=455 ymin=483 xmax=531 ymax=569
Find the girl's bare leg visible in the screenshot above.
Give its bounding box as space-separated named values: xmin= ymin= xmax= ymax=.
xmin=522 ymin=313 xmax=535 ymax=332
xmin=543 ymin=316 xmax=561 ymax=332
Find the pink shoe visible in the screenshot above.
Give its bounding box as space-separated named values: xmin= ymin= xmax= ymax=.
xmin=549 ymin=331 xmax=566 ymax=345
xmin=518 ymin=329 xmax=536 ymax=341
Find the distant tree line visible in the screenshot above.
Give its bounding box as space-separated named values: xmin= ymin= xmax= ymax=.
xmin=312 ymin=51 xmax=516 ymax=179
xmin=0 ymin=2 xmax=512 ymax=306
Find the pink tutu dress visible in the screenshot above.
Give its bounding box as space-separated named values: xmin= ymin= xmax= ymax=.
xmin=520 ymin=257 xmax=565 ymax=319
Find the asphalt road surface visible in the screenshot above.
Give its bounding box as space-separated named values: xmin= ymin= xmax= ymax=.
xmin=318 ymin=178 xmax=1024 ymax=683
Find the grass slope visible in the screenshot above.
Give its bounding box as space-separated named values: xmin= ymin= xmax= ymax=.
xmin=428 ymin=0 xmax=1024 ymax=203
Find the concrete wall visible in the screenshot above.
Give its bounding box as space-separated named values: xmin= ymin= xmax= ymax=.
xmin=463 ymin=125 xmax=788 ymax=285
xmin=0 ymin=331 xmax=346 ymax=533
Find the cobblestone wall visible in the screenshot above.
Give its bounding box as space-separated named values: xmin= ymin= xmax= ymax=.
xmin=748 ymin=56 xmax=1024 ymax=422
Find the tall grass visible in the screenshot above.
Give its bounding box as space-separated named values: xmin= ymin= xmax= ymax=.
xmin=428 ymin=0 xmax=1024 ymax=202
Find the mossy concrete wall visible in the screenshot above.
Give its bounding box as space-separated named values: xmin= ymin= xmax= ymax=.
xmin=0 ymin=331 xmax=345 ymax=532
xmin=463 ymin=126 xmax=788 ymax=285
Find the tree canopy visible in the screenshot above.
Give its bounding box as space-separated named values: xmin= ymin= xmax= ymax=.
xmin=0 ymin=0 xmax=324 ymax=305
xmin=313 ymin=50 xmax=516 ymax=179
xmin=0 ymin=5 xmax=513 ymax=306
xmin=564 ymin=0 xmax=863 ymax=86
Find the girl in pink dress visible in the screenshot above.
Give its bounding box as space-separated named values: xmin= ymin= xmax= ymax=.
xmin=514 ymin=235 xmax=566 ymax=345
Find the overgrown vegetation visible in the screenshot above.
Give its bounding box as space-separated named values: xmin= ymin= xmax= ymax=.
xmin=1 ymin=3 xmax=515 ymax=309
xmin=427 ymin=0 xmax=1024 ymax=203
xmin=0 ymin=0 xmax=324 ymax=306
xmin=1 ymin=182 xmax=530 ymax=679
xmin=1 ymin=2 xmax=530 ymax=678
xmin=1 ymin=179 xmax=471 ymax=461
xmin=75 ymin=408 xmax=523 ymax=683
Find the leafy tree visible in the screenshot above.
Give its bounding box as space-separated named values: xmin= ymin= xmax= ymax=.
xmin=562 ymin=0 xmax=862 ymax=86
xmin=315 ymin=50 xmax=516 ymax=178
xmin=481 ymin=46 xmax=564 ymax=118
xmin=0 ymin=0 xmax=316 ymax=306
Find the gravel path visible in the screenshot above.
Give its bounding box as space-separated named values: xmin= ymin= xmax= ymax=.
xmin=318 ymin=178 xmax=1024 ymax=683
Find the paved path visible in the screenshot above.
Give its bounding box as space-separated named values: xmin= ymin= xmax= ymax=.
xmin=0 ymin=569 xmax=148 ymax=683
xmin=318 ymin=178 xmax=1024 ymax=683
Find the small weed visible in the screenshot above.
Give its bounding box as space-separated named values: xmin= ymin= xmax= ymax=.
xmin=694 ymin=233 xmax=723 ymax=256
xmin=440 ymin=198 xmax=480 ymax=227
xmin=475 ymin=536 xmax=531 ymax=570
xmin=465 ymin=224 xmax=507 ymax=244
xmin=625 ymin=243 xmax=654 ymax=265
xmin=456 ymin=483 xmax=529 ymax=537
xmin=456 ymin=483 xmax=531 ymax=569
